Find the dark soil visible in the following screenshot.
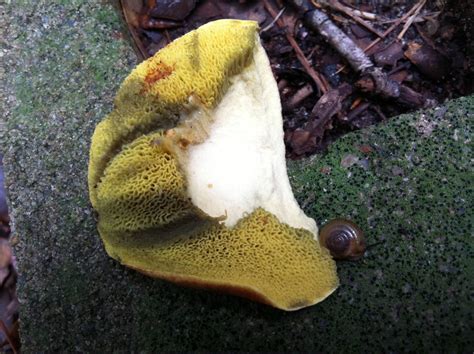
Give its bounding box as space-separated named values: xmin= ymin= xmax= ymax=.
xmin=120 ymin=0 xmax=474 ymax=157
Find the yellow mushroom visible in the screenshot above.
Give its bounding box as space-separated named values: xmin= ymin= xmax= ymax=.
xmin=88 ymin=19 xmax=338 ymax=311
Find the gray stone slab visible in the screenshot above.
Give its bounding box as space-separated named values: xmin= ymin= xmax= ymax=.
xmin=1 ymin=1 xmax=473 ymax=351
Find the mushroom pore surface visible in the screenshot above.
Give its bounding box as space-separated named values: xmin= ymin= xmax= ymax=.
xmin=88 ymin=19 xmax=338 ymax=311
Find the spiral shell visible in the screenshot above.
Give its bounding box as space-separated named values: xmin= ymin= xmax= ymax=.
xmin=319 ymin=219 xmax=366 ymax=260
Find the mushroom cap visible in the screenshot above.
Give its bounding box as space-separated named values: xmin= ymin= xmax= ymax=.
xmin=88 ymin=19 xmax=338 ymax=311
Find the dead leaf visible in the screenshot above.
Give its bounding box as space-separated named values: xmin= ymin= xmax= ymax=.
xmin=404 ymin=42 xmax=450 ymax=80
xmin=374 ymin=41 xmax=404 ymax=67
xmin=148 ymin=0 xmax=197 ymax=21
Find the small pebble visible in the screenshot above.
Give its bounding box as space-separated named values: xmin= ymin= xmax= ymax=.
xmin=341 ymin=154 xmax=359 ymax=168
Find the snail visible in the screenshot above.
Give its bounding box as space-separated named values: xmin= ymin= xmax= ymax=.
xmin=319 ymin=219 xmax=366 ymax=261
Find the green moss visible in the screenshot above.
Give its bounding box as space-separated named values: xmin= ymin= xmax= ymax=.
xmin=9 ymin=4 xmax=128 ymax=128
xmin=288 ymin=97 xmax=473 ymax=351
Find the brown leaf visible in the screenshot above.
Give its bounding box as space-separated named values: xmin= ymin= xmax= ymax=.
xmin=289 ymin=84 xmax=353 ymax=156
xmin=148 ymin=0 xmax=197 ymax=21
xmin=288 ymin=129 xmax=312 ymax=155
xmin=358 ymin=145 xmax=374 ymax=154
xmin=374 ymin=41 xmax=404 ymax=67
xmin=404 ymin=42 xmax=450 ymax=80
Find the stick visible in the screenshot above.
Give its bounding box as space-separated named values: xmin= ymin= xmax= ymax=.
xmin=347 ymin=101 xmax=370 ymax=121
xmin=326 ymin=0 xmax=384 ymax=38
xmin=284 ymin=84 xmax=314 ymax=111
xmin=397 ymin=0 xmax=427 ymax=40
xmin=289 ymin=84 xmax=353 ymax=155
xmin=334 ymin=1 xmax=423 ymax=75
xmin=261 ymin=6 xmax=286 ymax=32
xmin=305 ymin=10 xmax=373 ymax=72
xmin=305 ymin=9 xmax=428 ymax=108
xmin=262 ymin=0 xmax=329 ymax=93
xmin=344 ymin=8 xmax=377 ymax=21
xmin=355 ymin=69 xmax=428 ymax=108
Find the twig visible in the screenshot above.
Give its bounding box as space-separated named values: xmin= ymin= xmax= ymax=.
xmin=356 ymin=71 xmax=429 ymax=108
xmin=372 ymin=105 xmax=388 ymax=121
xmin=324 ymin=0 xmax=384 ymax=38
xmin=365 ymin=1 xmax=423 ymax=52
xmin=261 ymin=6 xmax=286 ymax=32
xmin=288 ymin=84 xmax=353 ymax=156
xmin=397 ymin=0 xmax=427 ymax=40
xmin=305 ymin=9 xmax=428 ymax=108
xmin=344 ymin=8 xmax=377 ymax=21
xmin=305 ymin=10 xmax=373 ymax=72
xmin=347 ymin=101 xmax=370 ymax=121
xmin=164 ymin=29 xmax=171 ymax=44
xmin=262 ymin=0 xmax=329 ymax=93
xmin=334 ymin=0 xmax=424 ymax=75
xmin=284 ymin=84 xmax=314 ymax=110
xmin=387 ymin=61 xmax=411 ymax=76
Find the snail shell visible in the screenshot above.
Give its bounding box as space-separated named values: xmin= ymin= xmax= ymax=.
xmin=319 ymin=218 xmax=366 ymax=260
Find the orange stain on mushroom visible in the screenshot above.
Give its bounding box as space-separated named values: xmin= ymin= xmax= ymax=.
xmin=142 ymin=61 xmax=174 ymax=92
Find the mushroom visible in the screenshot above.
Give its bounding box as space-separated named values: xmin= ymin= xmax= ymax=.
xmin=88 ymin=20 xmax=338 ymax=311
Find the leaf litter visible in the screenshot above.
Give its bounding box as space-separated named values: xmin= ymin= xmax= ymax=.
xmin=120 ymin=0 xmax=473 ymax=158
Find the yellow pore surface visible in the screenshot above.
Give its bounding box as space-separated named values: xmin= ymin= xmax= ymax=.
xmin=103 ymin=206 xmax=338 ymax=311
xmin=89 ymin=20 xmax=338 ymax=310
xmin=96 ymin=132 xmax=338 ymax=310
xmin=89 ymin=19 xmax=258 ymax=204
xmin=95 ymin=131 xmax=196 ymax=233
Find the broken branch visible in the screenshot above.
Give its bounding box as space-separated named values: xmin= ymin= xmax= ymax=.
xmin=333 ymin=1 xmax=425 ymax=75
xmin=305 ymin=9 xmax=431 ymax=108
xmin=355 ymin=70 xmax=428 ymax=108
xmin=305 ymin=9 xmax=373 ymax=72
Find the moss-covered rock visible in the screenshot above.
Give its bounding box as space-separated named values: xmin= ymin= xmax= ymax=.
xmin=1 ymin=1 xmax=472 ymax=352
xmin=288 ymin=96 xmax=473 ymax=352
